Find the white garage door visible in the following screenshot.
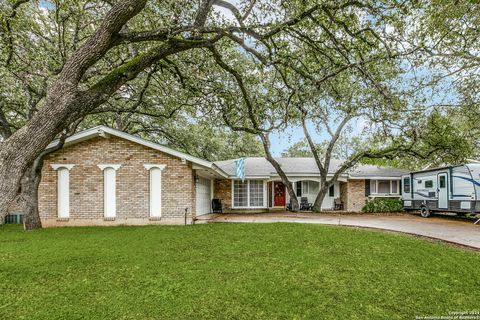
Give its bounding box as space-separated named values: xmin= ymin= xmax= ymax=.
xmin=196 ymin=177 xmax=212 ymax=216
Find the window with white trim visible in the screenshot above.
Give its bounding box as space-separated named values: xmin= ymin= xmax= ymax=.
xmin=309 ymin=181 xmax=319 ymax=195
xmin=233 ymin=181 xmax=248 ymax=207
xmin=370 ymin=179 xmax=400 ymax=195
xmin=378 ymin=180 xmax=390 ymax=194
xmin=302 ymin=181 xmax=309 ymax=194
xmin=296 ymin=181 xmax=319 ymax=196
xmin=249 ymin=180 xmax=264 ymax=206
xmin=233 ymin=180 xmax=265 ymax=207
xmin=391 ymin=180 xmax=398 ymax=193
xmin=296 ymin=182 xmax=302 ymax=196
xmin=370 ymin=180 xmax=377 ymax=194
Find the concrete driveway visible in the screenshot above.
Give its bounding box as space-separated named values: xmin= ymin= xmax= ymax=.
xmin=202 ymin=213 xmax=480 ymax=250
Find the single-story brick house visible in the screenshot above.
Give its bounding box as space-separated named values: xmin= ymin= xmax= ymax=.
xmin=7 ymin=126 xmax=408 ymax=227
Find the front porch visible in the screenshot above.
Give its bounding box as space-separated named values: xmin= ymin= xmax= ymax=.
xmin=212 ymin=177 xmax=402 ymax=214
xmin=266 ymin=180 xmax=344 ymax=211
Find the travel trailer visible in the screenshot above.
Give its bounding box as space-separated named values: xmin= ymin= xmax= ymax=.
xmin=402 ymin=163 xmax=480 ymax=218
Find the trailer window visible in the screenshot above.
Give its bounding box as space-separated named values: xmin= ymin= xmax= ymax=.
xmin=439 ymin=176 xmax=446 ymax=188
xmin=425 ymin=180 xmax=433 ymax=188
xmin=403 ymin=177 xmax=411 ymax=193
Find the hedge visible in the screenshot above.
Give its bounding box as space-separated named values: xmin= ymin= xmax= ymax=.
xmin=361 ymin=198 xmax=404 ymax=213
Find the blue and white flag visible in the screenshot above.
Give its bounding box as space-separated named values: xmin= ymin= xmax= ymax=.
xmin=234 ymin=158 xmax=246 ymax=182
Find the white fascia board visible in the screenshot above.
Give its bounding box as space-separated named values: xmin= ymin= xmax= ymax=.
xmin=46 ymin=126 xmax=104 ymax=150
xmin=193 ymin=165 xmax=229 ymax=179
xmin=269 ymin=172 xmax=349 ymax=177
xmin=348 ymin=176 xmax=402 ymax=180
xmin=229 ymin=176 xmax=271 ymax=180
xmin=210 ymin=164 xmax=229 ymax=178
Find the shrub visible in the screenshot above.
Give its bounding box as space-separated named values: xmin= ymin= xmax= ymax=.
xmin=361 ymin=198 xmax=404 ymax=213
xmin=312 ymin=207 xmax=321 ymax=213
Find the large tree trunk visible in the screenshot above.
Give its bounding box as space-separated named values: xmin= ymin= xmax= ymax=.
xmin=0 ymin=98 xmax=76 ymax=220
xmin=0 ymin=0 xmax=150 ymax=219
xmin=19 ymin=166 xmax=43 ymax=230
xmin=18 ymin=124 xmax=75 ymax=230
xmin=313 ymin=184 xmax=330 ymax=212
xmin=260 ymin=134 xmax=299 ymax=211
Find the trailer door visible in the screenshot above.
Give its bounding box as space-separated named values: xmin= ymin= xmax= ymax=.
xmin=438 ymin=173 xmax=448 ymax=209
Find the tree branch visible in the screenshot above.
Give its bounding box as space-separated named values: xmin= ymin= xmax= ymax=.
xmin=58 ymin=0 xmax=147 ymax=85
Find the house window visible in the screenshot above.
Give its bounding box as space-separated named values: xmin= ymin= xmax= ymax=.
xmin=296 ymin=182 xmax=302 ymax=197
xmin=296 ymin=181 xmax=318 ymax=196
xmin=233 ymin=180 xmax=248 ymax=207
xmin=233 ymin=180 xmax=265 ymax=208
xmin=425 ymin=180 xmax=433 ymax=188
xmin=370 ymin=179 xmax=400 ymax=195
xmin=329 ymin=185 xmax=335 ymax=197
xmin=378 ymin=180 xmax=391 ymax=194
xmin=249 ymin=180 xmax=264 ymax=207
xmin=391 ymin=181 xmax=398 ymax=193
xmin=309 ymin=181 xmax=319 ymax=194
xmin=302 ymin=181 xmax=309 ymax=194
xmin=403 ymin=177 xmax=411 ymax=193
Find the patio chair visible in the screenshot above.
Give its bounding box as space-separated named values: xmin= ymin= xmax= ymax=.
xmin=334 ymin=198 xmax=344 ymax=211
xmin=300 ymin=197 xmax=313 ymax=211
xmin=211 ymin=199 xmax=223 ymax=214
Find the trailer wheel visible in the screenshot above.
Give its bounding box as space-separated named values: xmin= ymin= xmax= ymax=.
xmin=420 ymin=206 xmax=431 ymax=218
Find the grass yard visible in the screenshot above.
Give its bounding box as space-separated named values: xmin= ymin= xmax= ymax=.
xmin=0 ymin=223 xmax=479 ymax=320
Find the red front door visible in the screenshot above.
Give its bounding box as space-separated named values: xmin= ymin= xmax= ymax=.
xmin=274 ymin=182 xmax=286 ymax=206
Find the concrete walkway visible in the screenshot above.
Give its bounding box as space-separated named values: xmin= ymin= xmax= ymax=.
xmin=201 ymin=213 xmax=480 ymax=249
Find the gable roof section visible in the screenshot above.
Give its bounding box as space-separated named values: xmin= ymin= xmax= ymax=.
xmin=47 ymin=127 xmax=407 ymax=180
xmin=47 ymin=126 xmax=227 ymax=177
xmin=214 ymin=157 xmax=408 ymax=179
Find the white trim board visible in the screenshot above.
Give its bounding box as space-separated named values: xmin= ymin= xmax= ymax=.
xmin=51 ymin=164 xmax=75 ymax=171
xmin=146 ymin=166 xmax=163 ymax=218
xmin=143 ymin=164 xmax=167 ymax=171
xmin=98 ymin=164 xmax=122 ymax=171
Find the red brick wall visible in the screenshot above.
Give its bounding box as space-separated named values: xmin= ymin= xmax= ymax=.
xmin=39 ymin=136 xmax=196 ymax=226
xmin=213 ymin=179 xmax=232 ymax=210
xmin=345 ymin=180 xmax=366 ymax=212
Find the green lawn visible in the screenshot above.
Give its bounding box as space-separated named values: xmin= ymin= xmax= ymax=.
xmin=1 ymin=223 xmax=479 ymax=320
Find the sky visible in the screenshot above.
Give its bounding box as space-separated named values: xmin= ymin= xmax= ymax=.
xmin=269 ymin=124 xmax=326 ymax=156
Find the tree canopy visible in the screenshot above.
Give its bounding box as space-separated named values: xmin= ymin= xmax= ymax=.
xmin=0 ymin=0 xmax=479 ymax=218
